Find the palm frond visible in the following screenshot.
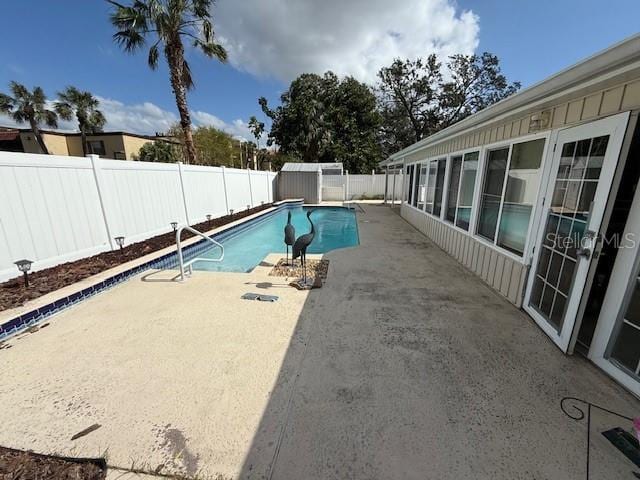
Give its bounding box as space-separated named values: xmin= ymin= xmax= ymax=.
xmin=148 ymin=44 xmax=160 ymax=69
xmin=182 ymin=58 xmax=194 ymax=89
xmin=196 ymin=40 xmax=227 ymax=61
xmin=0 ymin=93 xmax=15 ymax=114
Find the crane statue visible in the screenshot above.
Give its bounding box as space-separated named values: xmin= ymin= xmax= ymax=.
xmin=284 ymin=211 xmax=295 ymax=266
xmin=292 ymin=210 xmax=315 ymax=285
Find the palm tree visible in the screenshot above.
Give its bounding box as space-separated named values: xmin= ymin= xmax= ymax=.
xmin=55 ymin=87 xmax=107 ymax=156
xmin=108 ymin=0 xmax=227 ymax=164
xmin=0 ymin=81 xmax=58 ymax=154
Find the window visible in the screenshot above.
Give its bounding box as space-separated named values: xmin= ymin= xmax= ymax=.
xmin=412 ymin=164 xmax=420 ymax=207
xmin=405 ymin=165 xmax=414 ymax=203
xmin=114 ymin=151 xmax=126 ymax=160
xmin=88 ymin=140 xmax=106 ymax=156
xmin=456 ymin=152 xmax=479 ymax=230
xmin=477 ymin=148 xmax=509 ymax=241
xmin=433 ymin=159 xmax=446 ymax=216
xmin=496 ymin=139 xmax=545 ymax=254
xmin=425 ymin=161 xmax=436 ymax=213
xmin=477 ymin=138 xmax=546 ymax=255
xmin=445 ymin=156 xmax=463 ymax=223
xmin=416 ymin=163 xmax=428 ymax=210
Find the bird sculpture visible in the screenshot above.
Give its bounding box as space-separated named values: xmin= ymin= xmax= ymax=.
xmin=292 ymin=210 xmax=315 ymax=284
xmin=284 ymin=211 xmax=296 ymax=266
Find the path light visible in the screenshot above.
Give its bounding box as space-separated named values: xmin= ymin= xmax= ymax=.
xmin=206 ymin=214 xmax=212 ymax=227
xmin=114 ymin=236 xmax=125 ymax=251
xmin=171 ymin=222 xmax=178 ymax=233
xmin=246 ymin=204 xmax=250 ymax=211
xmin=14 ymin=259 xmax=33 ymax=288
xmin=261 ymin=201 xmax=264 ymax=206
xmin=229 ymin=209 xmax=234 ymax=216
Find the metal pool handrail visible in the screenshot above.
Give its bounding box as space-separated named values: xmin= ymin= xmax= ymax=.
xmin=176 ymin=226 xmax=224 ymax=281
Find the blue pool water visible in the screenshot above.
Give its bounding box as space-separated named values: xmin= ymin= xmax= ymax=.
xmin=192 ymin=206 xmax=359 ymax=273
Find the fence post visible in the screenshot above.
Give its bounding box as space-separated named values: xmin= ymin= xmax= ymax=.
xmin=88 ymin=154 xmax=116 ymax=250
xmin=345 ymin=170 xmax=349 ymax=201
xmin=371 ymin=169 xmax=375 ymax=194
xmin=177 ymin=161 xmax=190 ymax=225
xmin=266 ymin=172 xmax=271 ymax=203
xmin=247 ymin=167 xmax=254 ymax=207
xmin=221 ymin=166 xmax=230 ymax=214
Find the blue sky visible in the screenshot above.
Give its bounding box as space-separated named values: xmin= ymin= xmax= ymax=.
xmin=0 ymin=0 xmax=638 ymax=139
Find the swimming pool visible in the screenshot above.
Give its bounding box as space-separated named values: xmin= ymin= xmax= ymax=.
xmin=192 ymin=206 xmax=359 ymax=273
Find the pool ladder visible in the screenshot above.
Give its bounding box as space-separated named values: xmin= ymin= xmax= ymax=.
xmin=175 ymin=226 xmax=224 ymax=281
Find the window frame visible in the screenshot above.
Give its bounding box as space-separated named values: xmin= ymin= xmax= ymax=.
xmin=443 ymin=147 xmax=481 ymax=230
xmin=88 ymin=140 xmax=106 ymax=156
xmin=472 ymin=131 xmax=552 ymax=261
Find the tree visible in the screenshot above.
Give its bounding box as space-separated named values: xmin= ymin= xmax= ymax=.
xmin=248 ymin=115 xmax=264 ymax=148
xmin=0 ymin=81 xmax=58 ymax=154
xmin=376 ymin=52 xmax=519 ymax=155
xmin=55 ymin=87 xmax=106 ymax=155
xmin=108 ymin=0 xmax=227 ymax=165
xmin=192 ymin=126 xmax=235 ymax=166
xmin=135 ymin=140 xmax=181 ymax=162
xmin=259 ymin=72 xmax=382 ymax=172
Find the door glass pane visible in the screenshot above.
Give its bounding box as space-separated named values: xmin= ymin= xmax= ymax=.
xmin=497 ymin=139 xmax=545 ymax=255
xmin=446 ymin=156 xmax=463 ymax=222
xmin=456 ymin=152 xmax=479 ymax=231
xmin=417 ymin=164 xmax=428 ymax=210
xmin=529 ymin=134 xmax=610 ymax=333
xmin=433 ymin=159 xmax=446 ymax=216
xmin=609 ymin=277 xmax=640 ymax=377
xmin=477 ymin=148 xmax=508 ymax=241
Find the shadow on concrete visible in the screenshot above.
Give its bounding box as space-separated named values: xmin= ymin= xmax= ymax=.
xmin=235 ymin=204 xmax=640 ymax=480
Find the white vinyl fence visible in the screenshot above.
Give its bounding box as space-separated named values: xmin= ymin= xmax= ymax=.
xmin=322 ymin=172 xmax=403 ymax=201
xmin=0 ymin=152 xmax=276 ymax=281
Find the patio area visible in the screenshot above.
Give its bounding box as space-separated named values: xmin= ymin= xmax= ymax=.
xmin=0 ymin=203 xmax=638 ymax=479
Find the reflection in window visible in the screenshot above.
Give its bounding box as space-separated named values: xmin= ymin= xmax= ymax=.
xmin=456 ymin=152 xmax=479 ymax=231
xmin=446 ymin=156 xmax=463 ymax=222
xmin=417 ymin=163 xmax=428 ymax=210
xmin=405 ymin=165 xmax=414 ymax=204
xmin=412 ymin=164 xmax=420 ymax=207
xmin=425 ymin=161 xmax=437 ymax=213
xmin=497 ymin=139 xmax=545 ymax=255
xmin=477 ymin=148 xmax=509 ymax=241
xmin=433 ymin=159 xmax=446 ymax=217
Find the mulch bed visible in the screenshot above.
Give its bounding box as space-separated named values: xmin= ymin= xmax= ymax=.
xmin=0 ymin=446 xmax=106 ymax=480
xmin=0 ymin=204 xmax=273 ymax=312
xmin=269 ymin=258 xmax=330 ymax=280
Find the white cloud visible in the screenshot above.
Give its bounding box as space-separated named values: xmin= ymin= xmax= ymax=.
xmin=1 ymin=97 xmax=254 ymax=142
xmin=214 ymin=0 xmax=479 ymax=83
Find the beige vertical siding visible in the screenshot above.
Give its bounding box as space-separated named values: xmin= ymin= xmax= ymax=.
xmin=403 ymin=78 xmax=640 ymax=164
xmin=400 ymin=204 xmax=528 ymax=307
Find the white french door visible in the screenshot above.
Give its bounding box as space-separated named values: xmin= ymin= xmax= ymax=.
xmin=523 ymin=113 xmax=630 ymax=352
xmin=590 ymin=176 xmax=640 ymax=397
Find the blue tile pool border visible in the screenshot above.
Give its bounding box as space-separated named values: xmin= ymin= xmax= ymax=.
xmin=0 ymin=200 xmax=306 ymax=342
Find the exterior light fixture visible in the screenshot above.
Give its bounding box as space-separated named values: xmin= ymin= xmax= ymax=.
xmin=206 ymin=214 xmax=212 ymax=227
xmin=14 ymin=259 xmax=33 ymax=288
xmin=114 ymin=236 xmax=125 ymax=251
xmin=261 ymin=201 xmax=264 ymax=206
xmin=171 ymin=222 xmax=178 ymax=232
xmin=246 ymin=204 xmax=250 ymax=210
xmin=229 ymin=209 xmax=234 ymax=216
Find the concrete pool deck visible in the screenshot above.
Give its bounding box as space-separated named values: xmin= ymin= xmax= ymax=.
xmin=0 ymin=204 xmax=638 ymax=479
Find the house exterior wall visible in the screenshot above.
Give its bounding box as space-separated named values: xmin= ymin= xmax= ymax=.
xmin=122 ymin=135 xmax=153 ymax=160
xmin=20 ymin=132 xmax=70 ymax=155
xmin=397 ymin=77 xmax=640 ymax=307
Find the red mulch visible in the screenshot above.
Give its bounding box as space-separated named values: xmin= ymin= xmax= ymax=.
xmin=0 ymin=446 xmax=106 ymax=480
xmin=0 ymin=204 xmax=273 ymax=312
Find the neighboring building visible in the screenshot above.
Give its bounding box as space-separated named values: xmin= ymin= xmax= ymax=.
xmin=281 ymin=162 xmax=343 ymax=175
xmin=381 ymin=34 xmax=640 ymax=397
xmin=0 ymin=127 xmax=177 ymax=160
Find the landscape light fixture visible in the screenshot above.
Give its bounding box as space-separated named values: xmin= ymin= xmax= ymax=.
xmin=206 ymin=214 xmax=212 ymax=227
xmin=114 ymin=236 xmax=125 ymax=251
xmin=14 ymin=259 xmax=33 ymax=288
xmin=246 ymin=204 xmax=250 ymax=211
xmin=229 ymin=209 xmax=234 ymax=216
xmin=171 ymin=222 xmax=178 ymax=233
